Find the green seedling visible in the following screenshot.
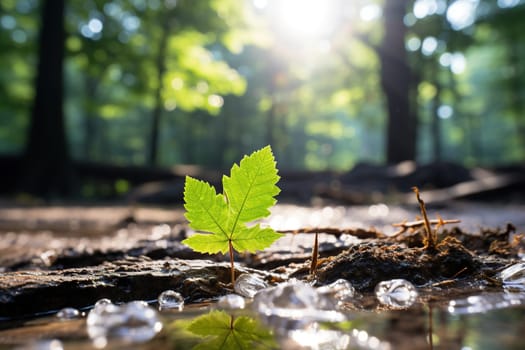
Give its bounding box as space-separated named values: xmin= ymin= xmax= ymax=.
xmin=182 ymin=146 xmax=282 ymax=286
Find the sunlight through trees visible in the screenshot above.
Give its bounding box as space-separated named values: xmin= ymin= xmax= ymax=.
xmin=0 ymin=0 xmax=524 ymax=196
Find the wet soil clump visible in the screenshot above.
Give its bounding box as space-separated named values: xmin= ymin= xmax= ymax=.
xmin=314 ymin=237 xmax=482 ymax=292
xmin=305 ymin=220 xmax=520 ymax=294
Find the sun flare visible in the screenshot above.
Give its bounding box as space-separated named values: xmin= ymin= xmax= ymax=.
xmin=260 ymin=0 xmax=336 ymax=40
xmin=279 ymin=0 xmax=333 ymax=37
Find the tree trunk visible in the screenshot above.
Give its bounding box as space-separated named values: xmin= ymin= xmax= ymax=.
xmin=148 ymin=15 xmax=170 ymax=167
xmin=507 ymin=31 xmax=525 ymax=158
xmin=430 ymin=65 xmax=443 ymax=162
xmin=380 ymin=0 xmax=417 ymax=164
xmin=83 ymin=76 xmax=99 ymax=160
xmin=21 ymin=0 xmax=72 ymax=197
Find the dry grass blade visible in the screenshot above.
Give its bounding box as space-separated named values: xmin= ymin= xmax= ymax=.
xmin=309 ymin=232 xmax=319 ymax=276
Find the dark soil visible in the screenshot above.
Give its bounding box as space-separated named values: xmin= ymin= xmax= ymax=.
xmin=282 ymin=223 xmax=519 ymax=293
xmin=0 ymin=258 xmax=277 ymax=321
xmin=315 ymin=238 xmax=490 ymax=291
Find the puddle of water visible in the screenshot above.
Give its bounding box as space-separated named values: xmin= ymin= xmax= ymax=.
xmin=1 ymin=288 xmax=524 ymax=350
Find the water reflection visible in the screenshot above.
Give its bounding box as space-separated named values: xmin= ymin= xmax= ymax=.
xmin=169 ymin=309 xmax=391 ymax=350
xmin=448 ymin=290 xmax=525 ymax=315
xmin=288 ymin=325 xmax=390 ymax=350
xmin=14 ymin=339 xmax=63 ymax=350
xmin=3 ymin=291 xmax=525 ymax=349
xmin=170 ymin=310 xmax=278 ymax=350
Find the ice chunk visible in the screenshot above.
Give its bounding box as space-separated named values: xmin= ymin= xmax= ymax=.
xmin=253 ymin=280 xmax=345 ymax=323
xmin=317 ymin=279 xmax=355 ymax=304
xmin=375 ymin=279 xmax=418 ymax=308
xmin=158 ymin=290 xmax=184 ymax=310
xmin=87 ymin=300 xmax=162 ymax=348
xmin=234 ymin=273 xmax=268 ymax=298
xmin=217 ymin=294 xmax=246 ymax=309
xmin=499 ymin=262 xmax=525 ymax=285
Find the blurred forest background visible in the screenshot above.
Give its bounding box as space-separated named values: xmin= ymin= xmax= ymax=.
xmin=0 ymin=0 xmax=524 ymax=200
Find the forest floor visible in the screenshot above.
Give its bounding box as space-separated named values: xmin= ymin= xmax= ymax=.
xmin=0 ymin=196 xmax=524 ymax=319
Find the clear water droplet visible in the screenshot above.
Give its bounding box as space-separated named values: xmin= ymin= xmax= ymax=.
xmin=87 ymin=300 xmax=162 ymax=348
xmin=317 ymin=279 xmax=355 ymax=304
xmin=253 ymin=280 xmax=345 ymax=324
xmin=234 ymin=273 xmax=268 ymax=298
xmin=375 ymin=279 xmax=418 ymax=308
xmin=56 ymin=307 xmax=80 ymax=320
xmin=94 ymin=298 xmax=112 ymax=308
xmin=499 ymin=262 xmax=525 ymax=285
xmin=217 ymin=294 xmax=245 ymax=309
xmin=158 ymin=290 xmax=184 ymax=310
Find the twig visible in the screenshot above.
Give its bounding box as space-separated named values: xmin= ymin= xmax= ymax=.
xmin=392 ymin=218 xmax=461 ymax=236
xmin=277 ymin=227 xmax=383 ymax=239
xmin=412 ymin=187 xmax=436 ymax=250
xmin=309 ymin=232 xmax=319 ymax=276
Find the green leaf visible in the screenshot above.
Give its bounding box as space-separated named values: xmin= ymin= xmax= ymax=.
xmin=183 ymin=176 xmax=229 ymax=238
xmin=231 ymin=225 xmax=283 ymax=253
xmin=223 ymin=145 xmax=280 ymax=231
xmin=182 ymin=146 xmax=282 ymax=255
xmin=181 ymin=233 xmax=230 ymax=254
